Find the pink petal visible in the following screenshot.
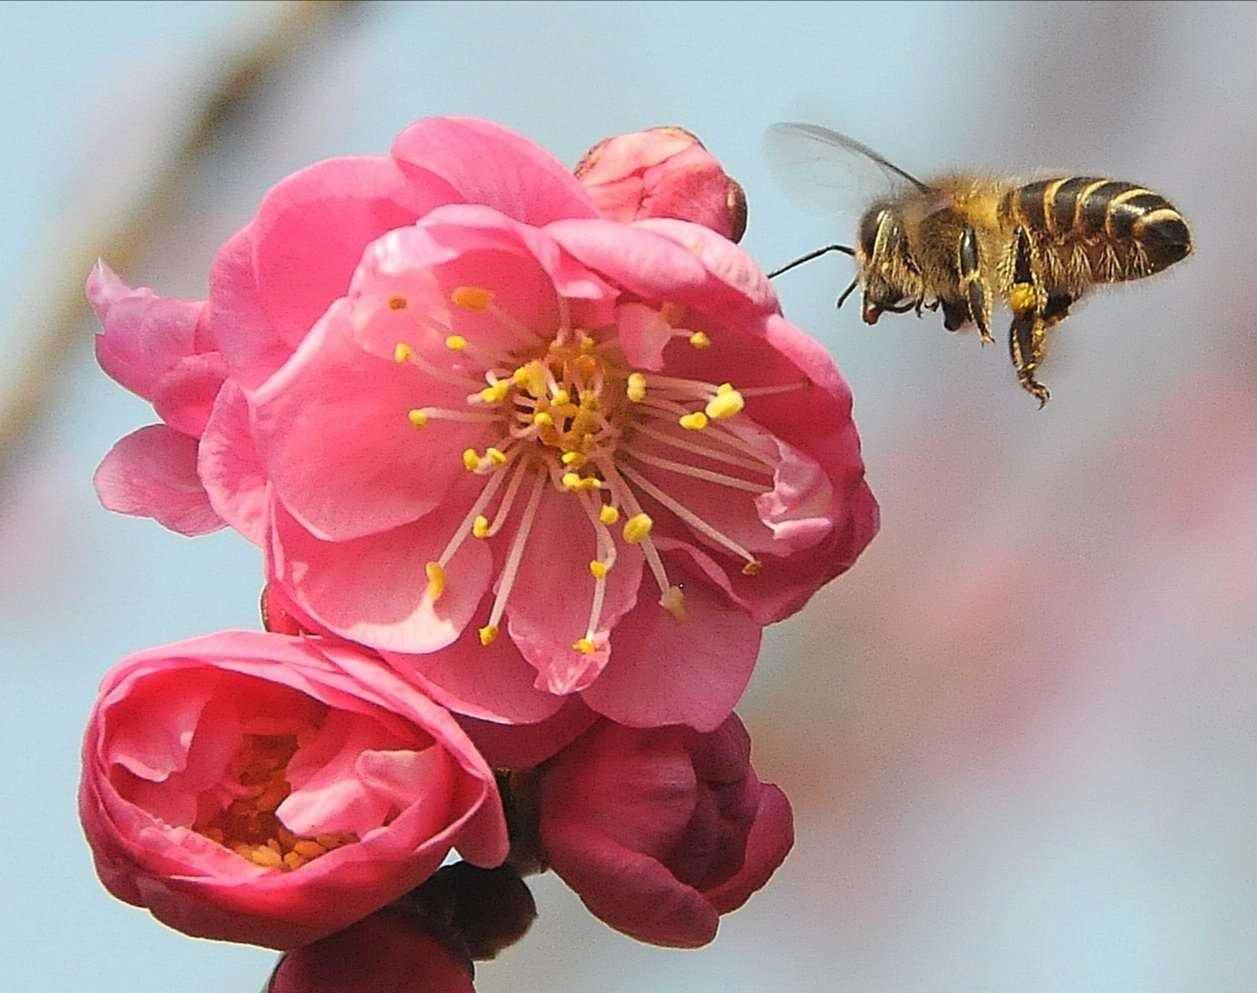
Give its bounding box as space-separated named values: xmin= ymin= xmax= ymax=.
xmin=198 ymin=381 xmax=269 ymax=546
xmin=582 ymin=544 xmax=759 ymax=732
xmin=270 ymin=492 xmax=491 ymax=655
xmin=704 ymin=784 xmax=794 ymax=915
xmin=87 ymin=261 xmax=204 ymax=401
xmin=151 ymin=352 xmax=227 ymax=437
xmin=634 ymin=218 xmax=777 ymax=314
xmin=504 ymin=484 xmax=643 ymax=695
xmin=93 ymin=425 xmax=223 ymax=535
xmin=615 ymin=302 xmax=675 ymax=371
xmin=391 ymin=117 xmax=599 ymax=227
xmin=210 ymin=155 xmax=460 ymax=389
xmin=252 ymin=300 xmax=478 ymax=542
xmin=458 ymin=697 xmax=598 ymax=769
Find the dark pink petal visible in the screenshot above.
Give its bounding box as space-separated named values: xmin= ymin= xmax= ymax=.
xmin=391 ymin=117 xmax=599 ymax=226
xmin=583 ymin=544 xmax=759 ymax=732
xmin=270 ymin=493 xmax=491 ymax=655
xmin=252 ymin=301 xmax=477 ymax=542
xmin=198 ymin=381 xmax=269 ymax=546
xmin=210 ymin=156 xmax=460 ymax=389
xmin=505 ymin=485 xmax=643 ymax=696
xmin=93 ymin=425 xmax=223 ymax=535
xmin=634 ymin=218 xmax=777 ymax=314
xmin=151 ymin=352 xmax=227 ymax=437
xmin=704 ymin=784 xmax=794 ymax=915
xmin=88 ymin=261 xmax=203 ymax=401
xmin=458 ymin=697 xmax=599 ymax=769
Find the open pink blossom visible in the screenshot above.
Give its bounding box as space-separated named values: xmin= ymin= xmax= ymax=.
xmin=537 ymin=715 xmax=793 ymax=947
xmin=574 ymin=126 xmax=748 ymax=241
xmin=267 ymin=908 xmax=474 ymax=993
xmin=78 ymin=630 xmax=507 ymax=949
xmin=243 ymin=181 xmax=876 ymax=730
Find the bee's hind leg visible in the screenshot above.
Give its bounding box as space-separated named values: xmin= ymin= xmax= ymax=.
xmin=1007 ymin=228 xmax=1051 ymax=406
xmin=957 ymin=226 xmax=993 ymax=345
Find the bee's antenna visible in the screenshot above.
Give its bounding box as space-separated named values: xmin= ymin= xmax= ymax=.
xmin=835 ymin=275 xmax=859 ymax=310
xmin=766 ymin=244 xmax=855 ymax=279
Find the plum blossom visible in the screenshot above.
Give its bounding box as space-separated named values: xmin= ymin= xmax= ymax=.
xmin=537 ymin=715 xmax=793 ymax=947
xmin=78 ymin=631 xmax=507 ymax=949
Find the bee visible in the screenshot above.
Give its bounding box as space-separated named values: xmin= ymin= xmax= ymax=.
xmin=764 ymin=123 xmax=1193 ymax=405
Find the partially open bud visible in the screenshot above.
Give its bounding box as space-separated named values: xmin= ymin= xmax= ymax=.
xmin=267 ymin=908 xmax=474 ymax=993
xmin=574 ymin=127 xmax=748 ymax=242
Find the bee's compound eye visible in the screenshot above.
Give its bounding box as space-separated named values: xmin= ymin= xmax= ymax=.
xmin=858 ymin=209 xmax=882 ymax=257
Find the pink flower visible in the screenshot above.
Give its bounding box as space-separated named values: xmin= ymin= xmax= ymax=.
xmin=574 ymin=126 xmax=748 ymax=242
xmin=536 ymin=715 xmax=793 ymax=947
xmin=267 ymin=908 xmax=474 ymax=993
xmin=78 ymin=630 xmax=507 ymax=949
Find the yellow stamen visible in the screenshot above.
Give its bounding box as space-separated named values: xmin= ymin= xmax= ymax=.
xmin=486 ymin=447 xmax=507 ymax=467
xmin=688 ymin=331 xmax=711 ymax=349
xmin=478 ymin=624 xmax=499 ymax=646
xmin=626 ymin=372 xmax=647 ymax=402
xmin=579 ymin=335 xmax=597 ymax=353
xmin=406 ymin=409 xmax=428 ymax=429
xmin=424 ymin=561 xmax=446 ymax=602
xmin=561 ymin=450 xmax=586 ymax=468
xmin=472 ymin=515 xmax=490 ymax=539
xmin=533 ymin=411 xmax=554 ymax=428
xmin=451 ymin=285 xmax=494 ymax=311
xmin=679 ymin=411 xmax=709 ymax=431
xmin=551 ymin=388 xmax=570 ymax=405
xmin=579 ymin=477 xmax=602 ymax=491
xmin=741 ymin=560 xmax=763 ymax=576
xmin=660 ymin=585 xmax=687 ymax=623
xmin=705 ymin=389 xmax=745 ymax=420
xmin=589 ymin=560 xmax=609 ymax=579
xmin=513 ymin=360 xmax=548 ymax=398
xmin=599 ymin=504 xmax=620 ymax=526
xmin=388 ymin=296 xmax=408 ymax=310
xmin=660 ymin=302 xmax=686 ymax=325
xmin=562 ymin=472 xmax=583 ymax=491
xmin=623 ymin=512 xmax=653 ymax=544
xmin=479 ymin=381 xmax=511 ymax=404
xmin=462 ymin=449 xmax=481 ymax=471
xmin=716 ymin=382 xmax=735 ymax=394
xmin=445 ymin=334 xmax=467 ymax=351
xmin=393 ymin=342 xmax=413 ymax=364
xmin=573 ymin=637 xmax=597 ymax=655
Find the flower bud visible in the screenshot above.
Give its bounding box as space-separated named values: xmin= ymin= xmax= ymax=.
xmin=574 ymin=127 xmax=748 ymax=242
xmin=408 ymin=862 xmax=538 ymax=961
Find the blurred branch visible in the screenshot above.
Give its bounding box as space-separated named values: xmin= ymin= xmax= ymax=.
xmin=0 ymin=0 xmax=358 ymax=480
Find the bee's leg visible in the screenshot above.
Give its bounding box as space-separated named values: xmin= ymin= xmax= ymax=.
xmin=1042 ymin=293 xmax=1072 ymax=328
xmin=1007 ymin=228 xmax=1051 ymax=406
xmin=941 ymin=299 xmax=970 ymax=332
xmin=957 ymin=226 xmax=993 ymax=345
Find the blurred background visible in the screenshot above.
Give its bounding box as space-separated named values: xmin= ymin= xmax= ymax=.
xmin=3 ymin=1 xmax=1255 ymax=990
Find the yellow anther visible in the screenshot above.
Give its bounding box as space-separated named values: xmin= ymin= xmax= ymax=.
xmin=660 ymin=302 xmax=686 ymax=326
xmin=716 ymin=382 xmax=735 ymax=394
xmin=679 ymin=411 xmax=709 ymax=431
xmin=561 ymin=450 xmax=586 ymax=468
xmin=479 ymin=381 xmax=510 ymax=404
xmin=660 ymin=585 xmax=687 ymax=623
xmin=551 ymin=388 xmax=570 ymax=406
xmin=572 ymin=637 xmax=597 ymax=655
xmin=472 ymin=515 xmax=490 ymax=539
xmin=579 ymin=335 xmax=597 ymax=353
xmin=705 ymin=389 xmax=745 ymax=420
xmin=445 ymin=334 xmax=467 ymax=351
xmin=486 ymin=447 xmax=507 ymax=467
xmin=562 ymin=472 xmax=583 ymax=491
xmin=575 ymin=354 xmax=599 ymax=378
xmin=741 ymin=560 xmax=763 ymax=577
xmin=623 ymin=512 xmax=654 ymax=544
xmin=406 ymin=409 xmax=428 ymax=429
xmin=393 ymin=342 xmax=413 ymax=364
xmin=478 ymin=624 xmax=499 ymax=646
xmin=589 ymin=560 xmax=609 ymax=580
xmin=688 ymin=331 xmax=711 ymax=349
xmin=451 ymin=286 xmax=494 ymax=311
xmin=388 ymin=296 xmax=408 ymax=310
xmin=533 ymin=411 xmax=554 ymax=428
xmin=512 ymin=360 xmax=548 ymax=398
xmin=462 ymin=448 xmax=481 ymax=471
xmin=627 ymin=372 xmax=647 ymax=402
xmin=599 ymin=504 xmax=620 ymax=526
xmin=424 ymin=561 xmax=446 ymax=602
xmin=578 ymin=477 xmax=603 ymax=491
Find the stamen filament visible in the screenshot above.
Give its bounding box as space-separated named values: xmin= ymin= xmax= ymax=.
xmin=435 ymin=453 xmax=517 ymax=567
xmin=739 ymin=380 xmax=811 ymax=398
xmin=599 ymin=460 xmax=671 ymax=597
xmin=414 ymin=406 xmax=502 ymax=425
xmin=394 ymin=342 xmax=484 ymax=390
xmin=486 ymin=468 xmax=548 ymax=630
xmin=485 ymin=457 xmax=531 ymax=537
xmin=636 ymin=400 xmax=776 ymax=465
xmin=631 ymin=422 xmax=772 ymax=474
xmin=623 ymin=447 xmax=771 ymax=494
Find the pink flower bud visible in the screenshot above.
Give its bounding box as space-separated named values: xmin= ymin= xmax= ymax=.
xmin=574 ymin=127 xmax=748 ymax=241
xmin=78 ymin=631 xmax=508 ymax=949
xmin=537 ymin=715 xmax=793 ymax=947
xmin=267 ymin=908 xmax=474 ymax=993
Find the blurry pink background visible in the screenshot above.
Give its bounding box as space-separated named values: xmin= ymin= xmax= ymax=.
xmin=3 ymin=2 xmax=1255 ymax=990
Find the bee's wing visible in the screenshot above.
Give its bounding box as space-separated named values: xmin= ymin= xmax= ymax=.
xmin=763 ymin=122 xmax=937 ymax=217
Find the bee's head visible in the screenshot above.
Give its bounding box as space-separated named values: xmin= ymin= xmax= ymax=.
xmin=855 ymin=204 xmax=913 ymax=324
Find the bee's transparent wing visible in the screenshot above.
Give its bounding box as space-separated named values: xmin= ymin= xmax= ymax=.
xmin=763 ymin=122 xmax=935 ymax=218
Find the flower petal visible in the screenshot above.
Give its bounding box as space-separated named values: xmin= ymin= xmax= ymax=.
xmin=391 ymin=117 xmax=599 ymax=226
xmin=704 ymin=784 xmax=794 ymax=915
xmin=198 ymin=381 xmax=269 ymax=546
xmin=93 ymin=425 xmax=223 ymax=535
xmin=457 ymin=697 xmax=598 ymax=769
xmin=151 ymin=352 xmax=227 ymax=437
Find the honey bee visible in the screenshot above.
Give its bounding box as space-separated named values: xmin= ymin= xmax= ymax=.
xmin=764 ymin=123 xmax=1193 ymax=405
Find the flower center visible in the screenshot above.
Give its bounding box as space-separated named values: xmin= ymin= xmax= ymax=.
xmin=391 ymin=287 xmax=795 ymax=657
xmin=193 ymin=733 xmax=356 ymax=871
